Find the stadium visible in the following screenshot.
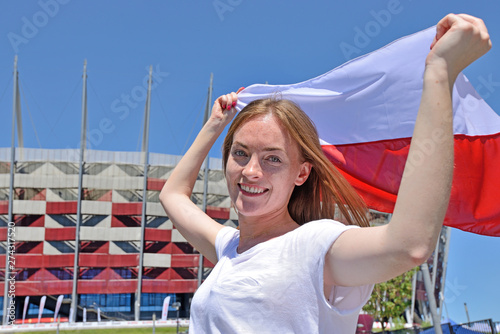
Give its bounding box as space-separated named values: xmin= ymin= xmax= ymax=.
xmin=0 ymin=146 xmax=236 ymax=323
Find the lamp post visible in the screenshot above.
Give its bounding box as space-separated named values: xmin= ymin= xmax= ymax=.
xmin=464 ymin=302 xmax=470 ymax=323
xmin=172 ymin=302 xmax=181 ymax=334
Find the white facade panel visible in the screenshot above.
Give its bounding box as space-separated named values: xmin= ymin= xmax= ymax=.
xmin=0 ymin=175 xmax=9 ymax=188
xmin=146 ymin=202 xmax=167 ymax=217
xmin=83 ymin=176 xmax=114 ymax=189
xmin=80 ymin=227 xmax=141 ymax=241
xmin=81 ymin=201 xmax=112 ymax=215
xmin=13 ymin=200 xmax=46 ymax=215
xmin=144 ymin=253 xmax=171 ymax=268
xmin=15 ymin=175 xmax=78 ymax=189
xmin=80 ymin=227 xmax=110 ymax=241
xmin=109 ymin=227 xmax=141 ymax=241
xmin=16 ymin=227 xmax=45 ymax=241
xmin=113 ymin=177 xmax=143 ymax=189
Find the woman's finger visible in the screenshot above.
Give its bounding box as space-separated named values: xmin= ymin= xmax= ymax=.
xmin=430 ymin=13 xmax=457 ymax=49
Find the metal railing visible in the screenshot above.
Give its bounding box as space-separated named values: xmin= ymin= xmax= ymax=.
xmin=370 ymin=319 xmax=498 ymax=334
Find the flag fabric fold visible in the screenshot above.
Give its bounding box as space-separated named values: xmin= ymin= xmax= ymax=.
xmin=236 ymin=27 xmax=500 ymax=237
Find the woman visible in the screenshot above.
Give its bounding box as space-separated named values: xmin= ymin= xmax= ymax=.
xmin=160 ymin=14 xmax=491 ymax=333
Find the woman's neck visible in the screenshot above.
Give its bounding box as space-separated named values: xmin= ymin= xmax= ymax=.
xmin=236 ymin=211 xmax=299 ymax=253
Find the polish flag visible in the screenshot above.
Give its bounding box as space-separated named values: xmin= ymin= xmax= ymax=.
xmin=236 ymin=27 xmax=500 ymax=237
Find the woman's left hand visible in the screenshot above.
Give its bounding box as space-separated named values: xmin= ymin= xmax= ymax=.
xmin=428 ymin=13 xmax=492 ymax=81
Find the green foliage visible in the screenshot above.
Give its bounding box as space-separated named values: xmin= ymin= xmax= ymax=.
xmin=363 ymin=267 xmax=417 ymax=332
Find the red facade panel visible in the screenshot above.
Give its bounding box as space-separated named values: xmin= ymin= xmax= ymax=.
xmin=206 ymin=206 xmax=230 ymax=220
xmin=12 ymin=280 xmax=139 ymax=295
xmin=79 ymin=254 xmax=139 ymax=267
xmin=147 ymin=178 xmax=166 ymax=191
xmin=171 ymin=254 xmax=199 ymax=268
xmin=0 ymin=201 xmax=8 ymax=214
xmin=15 ymin=254 xmax=74 ymax=268
xmin=145 ymin=228 xmax=170 ymax=242
xmin=5 ymin=279 xmax=199 ymax=296
xmin=46 ymin=201 xmax=78 ymax=214
xmin=112 ymin=202 xmax=142 ymax=215
xmin=45 ymin=227 xmax=76 ymax=241
xmin=13 ymin=281 xmax=73 ymax=296
xmin=142 ymin=279 xmax=198 ymax=294
xmin=78 ymin=279 xmax=138 ymax=294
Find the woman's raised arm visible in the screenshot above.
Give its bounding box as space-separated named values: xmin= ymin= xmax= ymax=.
xmin=325 ymin=14 xmax=492 ymax=287
xmin=159 ymin=89 xmax=242 ymax=264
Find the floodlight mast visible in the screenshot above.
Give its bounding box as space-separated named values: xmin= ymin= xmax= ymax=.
xmin=198 ymin=73 xmax=214 ymax=288
xmin=70 ymin=59 xmax=88 ymax=323
xmin=3 ymin=55 xmax=20 ymax=325
xmin=135 ymin=65 xmax=153 ymax=321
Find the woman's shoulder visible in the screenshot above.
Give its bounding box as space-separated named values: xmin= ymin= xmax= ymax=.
xmin=298 ymin=219 xmax=358 ymax=232
xmin=215 ymin=225 xmax=240 ymax=257
xmin=292 ymin=219 xmax=360 ymax=247
xmin=216 ymin=225 xmax=239 ymax=243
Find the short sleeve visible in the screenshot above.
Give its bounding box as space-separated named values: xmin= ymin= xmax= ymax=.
xmin=295 ymin=220 xmax=374 ymax=316
xmin=295 ymin=219 xmax=360 ymax=261
xmin=214 ymin=226 xmax=239 ymax=260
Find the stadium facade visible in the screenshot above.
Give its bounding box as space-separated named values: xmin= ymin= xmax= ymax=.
xmin=0 ymin=147 xmax=237 ymax=321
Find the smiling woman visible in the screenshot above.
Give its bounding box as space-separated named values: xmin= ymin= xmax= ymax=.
xmin=159 ymin=13 xmax=492 ymax=334
xmin=160 ymin=92 xmax=373 ymax=333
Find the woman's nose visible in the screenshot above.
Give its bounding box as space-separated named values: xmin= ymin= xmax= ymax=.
xmin=242 ymin=155 xmax=263 ymax=179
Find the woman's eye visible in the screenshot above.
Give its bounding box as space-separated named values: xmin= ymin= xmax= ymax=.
xmin=268 ymin=156 xmax=281 ymax=163
xmin=233 ymin=150 xmax=246 ymax=157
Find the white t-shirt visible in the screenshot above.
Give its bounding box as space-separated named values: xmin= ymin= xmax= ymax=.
xmin=189 ymin=219 xmax=373 ymax=333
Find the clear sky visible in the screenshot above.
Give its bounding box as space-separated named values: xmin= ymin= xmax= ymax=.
xmin=1 ymin=0 xmax=499 ymax=325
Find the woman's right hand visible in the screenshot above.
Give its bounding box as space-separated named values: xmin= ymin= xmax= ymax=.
xmin=209 ymin=87 xmax=245 ymax=128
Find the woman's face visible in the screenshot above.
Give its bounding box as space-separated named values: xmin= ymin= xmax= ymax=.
xmin=225 ymin=114 xmax=311 ymax=219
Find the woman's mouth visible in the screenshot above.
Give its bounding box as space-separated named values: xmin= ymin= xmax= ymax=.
xmin=239 ymin=184 xmax=268 ymax=195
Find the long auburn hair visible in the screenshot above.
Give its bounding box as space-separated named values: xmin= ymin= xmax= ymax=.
xmin=222 ymin=97 xmax=369 ymax=227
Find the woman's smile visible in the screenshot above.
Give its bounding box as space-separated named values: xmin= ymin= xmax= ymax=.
xmin=239 ymin=183 xmax=269 ymax=196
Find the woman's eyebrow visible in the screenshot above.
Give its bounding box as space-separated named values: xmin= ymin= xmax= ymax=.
xmin=233 ymin=141 xmax=285 ymax=153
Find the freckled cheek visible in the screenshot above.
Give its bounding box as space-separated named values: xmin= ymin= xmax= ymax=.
xmin=225 ymin=164 xmax=240 ymax=195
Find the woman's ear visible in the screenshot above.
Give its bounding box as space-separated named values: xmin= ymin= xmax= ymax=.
xmin=295 ymin=162 xmax=312 ymax=186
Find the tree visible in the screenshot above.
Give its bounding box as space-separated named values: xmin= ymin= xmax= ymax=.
xmin=363 ymin=268 xmax=417 ymax=333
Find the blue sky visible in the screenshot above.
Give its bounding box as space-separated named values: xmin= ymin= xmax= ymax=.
xmin=1 ymin=0 xmax=499 ymax=325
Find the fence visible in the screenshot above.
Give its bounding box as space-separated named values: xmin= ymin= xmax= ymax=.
xmin=376 ymin=319 xmax=498 ymax=334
